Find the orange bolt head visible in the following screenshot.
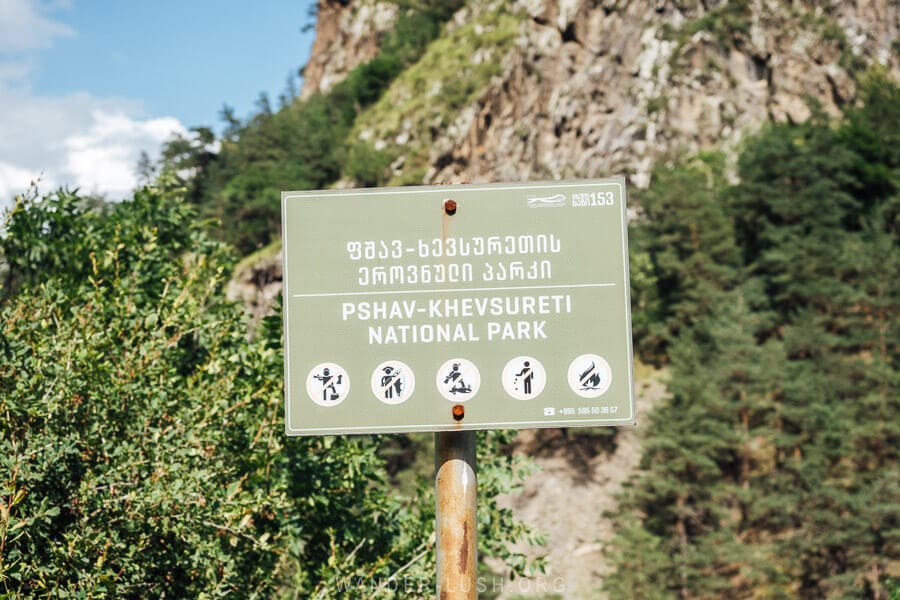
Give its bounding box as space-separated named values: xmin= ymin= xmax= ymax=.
xmin=444 ymin=199 xmax=457 ymax=215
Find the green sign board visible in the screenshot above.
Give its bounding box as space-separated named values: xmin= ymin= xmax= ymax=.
xmin=282 ymin=178 xmax=634 ymax=435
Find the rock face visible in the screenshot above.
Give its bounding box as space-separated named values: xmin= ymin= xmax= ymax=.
xmin=304 ymin=0 xmax=898 ymax=187
xmin=491 ymin=371 xmax=667 ymax=599
xmin=226 ymin=245 xmax=284 ymax=326
xmin=236 ymin=0 xmax=897 ymax=315
xmin=300 ymin=0 xmax=398 ymax=99
xmin=425 ymin=0 xmax=898 ymax=187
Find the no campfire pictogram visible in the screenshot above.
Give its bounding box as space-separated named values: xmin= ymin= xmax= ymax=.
xmin=567 ymin=354 xmax=612 ymax=398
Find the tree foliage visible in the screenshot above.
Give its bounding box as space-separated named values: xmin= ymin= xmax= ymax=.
xmin=608 ymin=72 xmax=900 ymax=599
xmin=629 ymin=151 xmax=740 ymax=363
xmin=0 ymin=183 xmax=537 ymax=598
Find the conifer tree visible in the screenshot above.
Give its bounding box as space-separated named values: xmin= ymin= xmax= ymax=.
xmin=631 ymin=152 xmax=740 ymax=362
xmin=607 ymin=74 xmax=899 ymax=599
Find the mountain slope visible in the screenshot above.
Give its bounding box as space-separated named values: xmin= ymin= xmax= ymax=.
xmin=223 ymin=3 xmax=898 ymax=596
xmin=311 ymin=0 xmax=897 ymax=188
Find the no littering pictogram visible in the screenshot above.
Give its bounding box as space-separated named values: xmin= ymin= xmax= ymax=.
xmin=501 ymin=356 xmax=546 ymax=400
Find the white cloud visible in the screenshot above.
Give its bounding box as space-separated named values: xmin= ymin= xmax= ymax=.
xmin=0 ymin=85 xmax=187 ymax=205
xmin=0 ymin=58 xmax=33 ymax=82
xmin=0 ymin=162 xmax=49 ymax=202
xmin=62 ymin=111 xmax=185 ymax=196
xmin=0 ymin=0 xmax=74 ymax=52
xmin=0 ymin=0 xmax=187 ymax=207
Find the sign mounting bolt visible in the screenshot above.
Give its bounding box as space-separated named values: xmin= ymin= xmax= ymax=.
xmin=444 ymin=199 xmax=457 ymax=215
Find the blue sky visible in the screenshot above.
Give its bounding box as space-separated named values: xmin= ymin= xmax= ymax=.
xmin=0 ymin=0 xmax=317 ymax=201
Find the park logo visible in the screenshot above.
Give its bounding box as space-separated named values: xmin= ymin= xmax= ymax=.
xmin=526 ymin=193 xmax=567 ymax=208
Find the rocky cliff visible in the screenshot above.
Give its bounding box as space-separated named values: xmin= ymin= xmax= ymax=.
xmin=301 ymin=0 xmax=399 ymax=100
xmin=310 ymin=0 xmax=897 ymax=188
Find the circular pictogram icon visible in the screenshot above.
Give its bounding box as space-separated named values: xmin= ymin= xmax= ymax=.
xmin=306 ymin=363 xmax=350 ymax=407
xmin=501 ymin=356 xmax=546 ymax=400
xmin=567 ymin=354 xmax=612 ymax=398
xmin=436 ymin=358 xmax=481 ymax=402
xmin=371 ymin=360 xmax=416 ymax=405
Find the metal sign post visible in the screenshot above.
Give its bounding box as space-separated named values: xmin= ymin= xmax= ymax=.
xmin=434 ymin=198 xmax=477 ymax=599
xmin=435 ymin=430 xmax=477 ymax=599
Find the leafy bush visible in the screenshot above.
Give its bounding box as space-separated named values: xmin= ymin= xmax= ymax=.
xmin=344 ymin=142 xmax=394 ymax=188
xmin=1 ymin=185 xmax=289 ymax=596
xmin=0 ymin=185 xmax=537 ymax=598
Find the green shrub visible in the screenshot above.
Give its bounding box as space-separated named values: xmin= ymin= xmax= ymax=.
xmin=0 ymin=185 xmax=539 ymax=598
xmin=344 ymin=142 xmax=394 ymax=187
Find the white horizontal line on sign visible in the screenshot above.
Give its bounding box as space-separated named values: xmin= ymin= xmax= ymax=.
xmin=292 ymin=282 xmax=616 ymax=298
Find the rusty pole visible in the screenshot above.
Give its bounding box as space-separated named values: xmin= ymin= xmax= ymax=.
xmin=435 ymin=430 xmax=477 ymax=599
xmin=435 ymin=195 xmax=476 ymax=598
